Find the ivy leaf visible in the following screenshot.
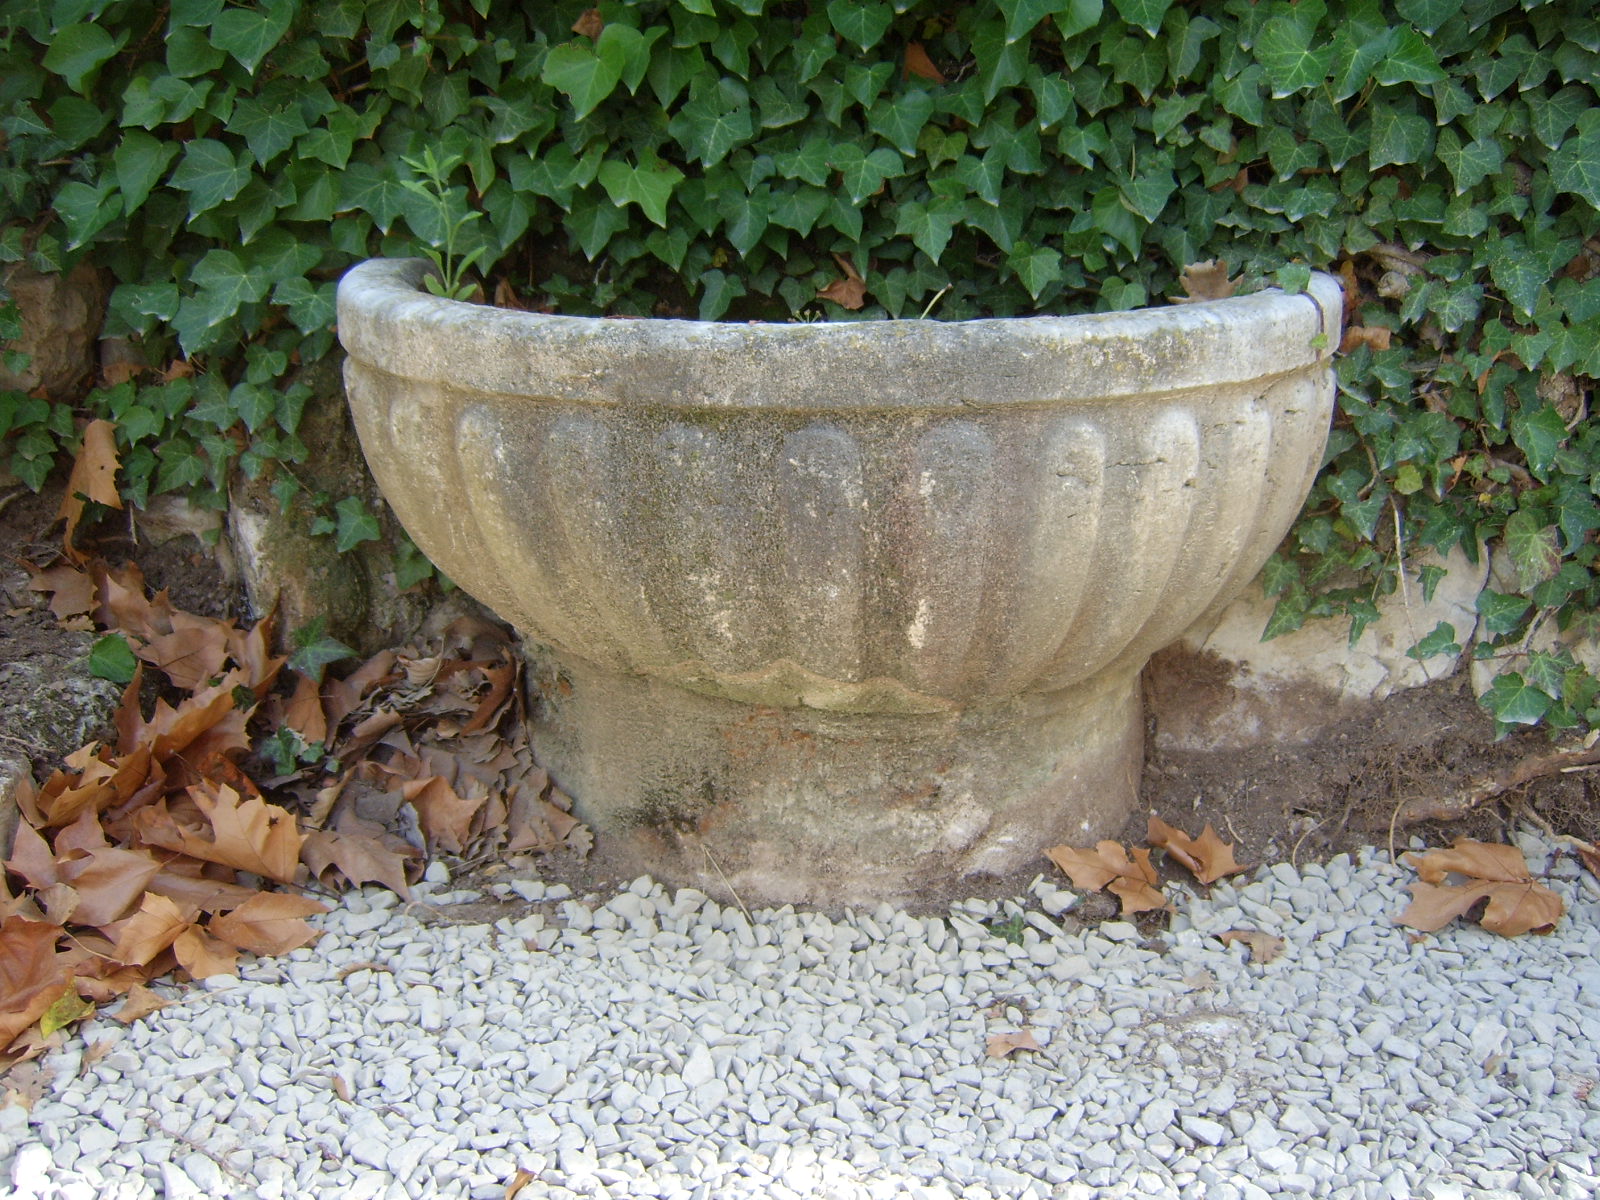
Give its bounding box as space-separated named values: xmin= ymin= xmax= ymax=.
xmin=541 ymin=38 xmax=626 ymax=120
xmin=89 ymin=633 xmax=139 ymax=683
xmin=1486 ymin=239 xmax=1548 ymax=319
xmin=1396 ymin=0 xmax=1456 ymax=33
xmin=112 ymin=131 xmax=181 ymax=216
xmin=1550 ymin=118 xmax=1600 ymax=212
xmin=1503 ymin=510 xmax=1561 ymax=590
xmin=668 ymin=77 xmax=753 ymax=167
xmin=1480 ymin=672 xmax=1553 ymax=730
xmin=1368 ymin=106 xmax=1434 ymax=167
xmin=868 ymin=91 xmax=936 ymax=157
xmin=334 ymin=496 xmax=381 ymax=553
xmin=1509 ymin=404 xmax=1567 ymax=481
xmin=209 ymin=0 xmax=294 ymax=75
xmin=894 ymin=198 xmax=960 ymax=263
xmin=169 ymin=139 xmax=252 ymax=216
xmin=597 ymin=155 xmax=684 ymax=227
xmin=826 ymin=0 xmax=893 ymax=50
xmin=227 ymin=90 xmax=311 ymax=166
xmin=830 ymin=144 xmax=904 ymax=204
xmin=1110 ymin=0 xmax=1173 ymax=38
xmin=42 ymin=23 xmax=124 ymax=94
xmin=289 ymin=617 xmax=357 ymax=683
xmin=1406 ymin=622 xmax=1460 ymax=662
xmin=53 ymin=180 xmax=122 ymax=250
xmin=1055 ymin=0 xmax=1105 ymax=38
xmin=1475 ymin=589 xmax=1531 ymax=637
xmin=1375 ymin=27 xmax=1445 ymax=86
xmin=1008 ymin=241 xmax=1063 ymax=300
xmin=1003 ymin=0 xmax=1065 ymax=44
xmin=1435 ymin=127 xmax=1504 ymax=195
xmin=1254 ymin=15 xmax=1332 ymax=96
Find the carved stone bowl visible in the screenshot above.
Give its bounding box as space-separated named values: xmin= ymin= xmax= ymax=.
xmin=339 ymin=258 xmax=1341 ymax=904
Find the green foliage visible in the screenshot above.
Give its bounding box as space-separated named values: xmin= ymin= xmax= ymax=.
xmin=88 ymin=632 xmax=138 ymax=683
xmin=1 ymin=0 xmax=1598 ymax=734
xmin=286 ymin=616 xmax=356 ymax=683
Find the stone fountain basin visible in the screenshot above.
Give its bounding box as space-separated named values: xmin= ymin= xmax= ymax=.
xmin=339 ymin=259 xmax=1340 ymax=904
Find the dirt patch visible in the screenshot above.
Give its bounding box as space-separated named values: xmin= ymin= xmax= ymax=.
xmin=4 ymin=474 xmax=1594 ymax=921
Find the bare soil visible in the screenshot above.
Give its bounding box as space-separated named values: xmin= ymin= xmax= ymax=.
xmin=4 ymin=474 xmax=1595 ymax=921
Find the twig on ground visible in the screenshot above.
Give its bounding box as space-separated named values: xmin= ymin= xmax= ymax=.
xmin=701 ymin=844 xmax=753 ymax=925
xmin=1290 ymin=819 xmax=1323 ymax=870
xmin=1390 ymin=741 xmax=1600 ymax=828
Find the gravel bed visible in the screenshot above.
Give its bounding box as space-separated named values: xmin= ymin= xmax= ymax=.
xmin=5 ymin=834 xmax=1600 ymax=1200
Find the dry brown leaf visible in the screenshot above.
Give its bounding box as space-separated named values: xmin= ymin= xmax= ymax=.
xmin=403 ymin=775 xmax=484 ymax=854
xmin=26 ymin=563 xmax=96 ymax=623
xmin=110 ymin=893 xmax=198 ymax=967
xmin=4 ymin=821 xmax=59 ymax=891
xmin=1218 ymin=929 xmax=1286 ymax=964
xmin=110 ymin=983 xmax=175 ymax=1024
xmin=985 ymin=1030 xmax=1042 ymax=1059
xmin=0 ymin=918 xmax=75 ymax=1052
xmin=1171 ymin=259 xmax=1238 ymax=304
xmin=208 ymin=892 xmax=327 ymax=956
xmin=300 ymin=829 xmax=414 ymax=898
xmin=56 ymin=844 xmax=163 ymax=927
xmin=1044 ymin=841 xmax=1167 ymax=914
xmin=818 ymin=253 xmax=867 ymax=310
xmin=505 ymin=1168 xmax=537 ymax=1200
xmin=1146 ymin=817 xmax=1246 ymax=885
xmin=1341 ymin=324 xmax=1393 ymax=353
xmin=283 ymin=672 xmax=329 ymax=746
xmin=144 ymin=866 xmax=262 ymax=914
xmin=137 ymin=784 xmax=304 ymax=884
xmin=0 ymin=1061 xmax=53 ymax=1110
xmin=137 ymin=612 xmax=232 ymax=691
xmin=58 ymin=419 xmax=123 ymax=555
xmin=1399 ymin=839 xmax=1564 ymax=937
xmin=904 ymin=41 xmax=946 ymax=83
xmin=571 ymin=7 xmax=603 ymax=37
xmin=172 ymin=926 xmax=239 ymax=979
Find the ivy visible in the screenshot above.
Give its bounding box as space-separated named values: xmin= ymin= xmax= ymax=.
xmin=1 ymin=0 xmax=1598 ymax=735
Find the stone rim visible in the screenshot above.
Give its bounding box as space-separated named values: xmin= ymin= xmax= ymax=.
xmin=337 ymin=258 xmax=1342 ymax=410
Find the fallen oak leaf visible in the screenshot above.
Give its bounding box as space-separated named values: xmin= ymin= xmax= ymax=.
xmin=1146 ymin=817 xmax=1246 ymax=885
xmin=402 ymin=775 xmax=484 ymax=855
xmin=904 ymin=41 xmax=945 ymax=83
xmin=0 ymin=918 xmax=76 ymax=1052
xmin=818 ymin=253 xmax=867 ymax=310
xmin=300 ymin=828 xmax=415 ymax=899
xmin=57 ymin=419 xmax=123 ymax=557
xmin=172 ymin=925 xmax=239 ymax=979
xmin=985 ymin=1030 xmax=1042 ymax=1059
xmin=1218 ymin=929 xmax=1286 ymax=964
xmin=1170 ymin=259 xmax=1238 ymax=304
xmin=208 ymin=892 xmax=327 ymax=956
xmin=136 ymin=784 xmax=305 ymax=884
xmin=1044 ymin=841 xmax=1167 ymax=914
xmin=110 ymin=983 xmax=174 ymax=1024
xmin=109 ymin=893 xmax=198 ymax=967
xmin=26 ymin=562 xmax=96 ymax=623
xmin=1398 ymin=838 xmax=1563 ymax=937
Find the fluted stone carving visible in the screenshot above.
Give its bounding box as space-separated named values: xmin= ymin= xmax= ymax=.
xmin=340 ymin=258 xmax=1341 ymax=904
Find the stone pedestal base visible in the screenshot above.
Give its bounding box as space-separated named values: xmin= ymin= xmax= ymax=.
xmin=527 ymin=651 xmax=1143 ymax=907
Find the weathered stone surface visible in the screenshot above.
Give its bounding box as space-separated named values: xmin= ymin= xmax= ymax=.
xmin=0 ymin=263 xmax=105 ymax=399
xmin=0 ymin=627 xmax=122 ymax=859
xmin=1152 ymin=546 xmax=1489 ymax=752
xmin=226 ymin=357 xmax=434 ymax=654
xmin=338 ymin=258 xmax=1340 ymax=902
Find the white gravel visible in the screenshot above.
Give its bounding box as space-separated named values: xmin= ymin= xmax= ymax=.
xmin=5 ymin=833 xmax=1600 ymax=1200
